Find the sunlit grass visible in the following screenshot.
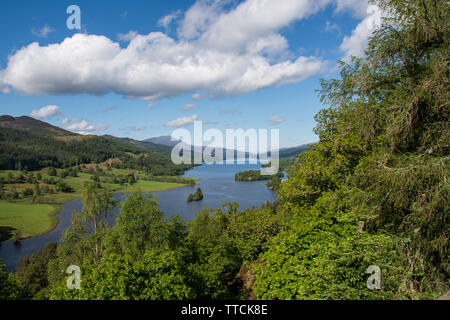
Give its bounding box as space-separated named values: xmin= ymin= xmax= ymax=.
xmin=0 ymin=201 xmax=59 ymax=240
xmin=0 ymin=168 xmax=190 ymax=240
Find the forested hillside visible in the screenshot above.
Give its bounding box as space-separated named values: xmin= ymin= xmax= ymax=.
xmin=252 ymin=0 xmax=449 ymax=299
xmin=0 ymin=0 xmax=448 ymax=300
xmin=0 ymin=117 xmax=193 ymax=175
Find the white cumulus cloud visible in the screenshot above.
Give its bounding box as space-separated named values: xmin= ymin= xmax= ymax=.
xmin=0 ymin=0 xmax=330 ymax=101
xmin=192 ymin=93 xmax=204 ymax=100
xmin=31 ymin=25 xmax=55 ymax=38
xmin=194 ymin=0 xmax=330 ymax=52
xmin=158 ymin=10 xmax=181 ymax=32
xmin=340 ymin=4 xmax=384 ymax=60
xmin=183 ymin=103 xmax=199 ymax=110
xmin=165 ymin=114 xmax=198 ymax=127
xmin=31 ymin=105 xmax=63 ymax=119
xmin=333 ymin=0 xmax=370 ymax=18
xmin=0 ymin=0 xmax=377 ymax=101
xmin=119 ymin=126 xmax=147 ymax=132
xmin=268 ymin=115 xmax=285 ymax=125
xmin=117 ymin=30 xmax=138 ymax=42
xmin=62 ymin=118 xmax=108 ymax=134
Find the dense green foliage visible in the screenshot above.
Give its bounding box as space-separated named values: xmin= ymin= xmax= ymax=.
xmin=252 ymin=0 xmax=449 ymax=299
xmin=0 ymin=258 xmax=27 ymax=299
xmin=235 ymin=170 xmax=283 ymax=182
xmin=39 ymin=186 xmax=283 ymax=300
xmin=235 ymin=169 xmax=285 ymax=192
xmin=15 ymin=243 xmax=58 ymax=298
xmin=48 ymin=250 xmax=193 ymax=300
xmin=262 ymin=157 xmax=297 ymax=172
xmin=277 ymin=145 xmax=312 ymax=158
xmin=265 ymin=174 xmax=282 ymax=192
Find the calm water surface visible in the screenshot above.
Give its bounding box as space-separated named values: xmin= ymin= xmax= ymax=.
xmin=0 ymin=162 xmax=276 ymax=272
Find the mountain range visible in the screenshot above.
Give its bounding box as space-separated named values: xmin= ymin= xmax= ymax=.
xmin=144 ymin=135 xmax=312 ymax=158
xmin=0 ymin=115 xmax=74 ymax=136
xmin=0 ymin=115 xmax=311 ymax=171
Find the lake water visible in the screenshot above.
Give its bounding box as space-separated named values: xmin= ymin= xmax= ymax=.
xmin=0 ymin=162 xmax=276 ymax=272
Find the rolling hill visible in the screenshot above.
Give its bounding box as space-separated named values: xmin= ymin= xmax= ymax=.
xmin=143 ymin=135 xmax=184 ymax=148
xmin=146 ymin=135 xmax=312 ymax=159
xmin=0 ymin=115 xmax=74 ymax=136
xmin=103 ymin=135 xmax=173 ymax=153
xmin=0 ymin=116 xmax=193 ymax=175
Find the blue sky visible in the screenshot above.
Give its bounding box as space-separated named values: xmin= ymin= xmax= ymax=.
xmin=0 ymin=0 xmax=380 ymax=147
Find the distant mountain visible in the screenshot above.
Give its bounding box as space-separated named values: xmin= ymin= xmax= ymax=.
xmin=0 ymin=116 xmax=311 ymax=171
xmin=145 ymin=136 xmax=311 ymax=160
xmin=103 ymin=135 xmax=173 ymax=153
xmin=0 ymin=115 xmax=74 ymax=136
xmin=145 ymin=135 xmax=244 ymax=159
xmin=143 ymin=135 xmax=184 ymax=148
xmin=143 ymin=135 xmax=198 ymax=156
xmin=278 ymin=144 xmax=312 ymax=158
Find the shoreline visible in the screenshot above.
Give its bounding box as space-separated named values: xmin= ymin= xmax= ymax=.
xmin=0 ymin=162 xmax=276 ymax=274
xmin=0 ymin=180 xmax=192 ymax=242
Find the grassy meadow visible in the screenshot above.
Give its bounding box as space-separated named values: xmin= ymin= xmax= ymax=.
xmin=0 ymin=166 xmax=192 ymax=241
xmin=0 ymin=202 xmax=59 ymax=241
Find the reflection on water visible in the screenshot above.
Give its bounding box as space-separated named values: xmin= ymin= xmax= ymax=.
xmin=0 ymin=162 xmax=276 ymax=272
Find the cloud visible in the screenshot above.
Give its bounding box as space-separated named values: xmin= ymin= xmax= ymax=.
xmin=158 ymin=10 xmax=181 ymax=32
xmin=183 ymin=103 xmax=199 ymax=110
xmin=147 ymin=100 xmax=158 ymax=108
xmin=117 ymin=30 xmax=138 ymax=42
xmin=0 ymin=70 xmax=9 ymax=93
xmin=31 ymin=25 xmax=55 ymax=38
xmin=324 ymin=21 xmax=341 ymax=34
xmin=177 ymin=0 xmax=226 ymax=40
xmin=268 ymin=115 xmax=285 ymax=125
xmin=192 ymin=93 xmax=204 ymax=100
xmin=165 ymin=114 xmax=198 ymax=127
xmin=119 ymin=126 xmax=147 ymax=132
xmin=101 ymin=105 xmax=117 ymax=113
xmin=62 ymin=118 xmax=108 ymax=134
xmin=332 ymin=0 xmax=369 ymax=18
xmin=0 ymin=0 xmax=329 ymax=100
xmin=193 ymin=0 xmax=330 ymax=52
xmin=31 ymin=105 xmax=63 ymax=119
xmin=340 ymin=4 xmax=384 ymax=60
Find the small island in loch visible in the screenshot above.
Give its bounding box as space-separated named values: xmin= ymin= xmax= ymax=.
xmin=234 ymin=170 xmax=283 ymax=182
xmin=186 ymin=187 xmax=203 ymax=202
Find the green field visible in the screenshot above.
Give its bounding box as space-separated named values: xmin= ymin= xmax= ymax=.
xmin=0 ymin=168 xmax=192 ymax=241
xmin=0 ymin=201 xmax=59 ymax=241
